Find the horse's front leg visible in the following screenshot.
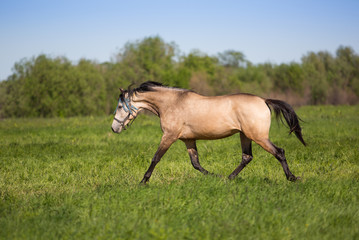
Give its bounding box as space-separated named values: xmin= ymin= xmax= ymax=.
xmin=183 ymin=140 xmax=209 ymax=175
xmin=140 ymin=134 xmax=176 ymax=184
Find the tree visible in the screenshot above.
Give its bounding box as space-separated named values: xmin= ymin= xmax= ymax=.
xmin=273 ymin=63 xmax=304 ymax=94
xmin=302 ymin=52 xmax=329 ymax=104
xmin=0 ymin=55 xmax=106 ymax=117
xmin=180 ymin=50 xmax=219 ymax=94
xmin=114 ymin=36 xmax=180 ymax=86
xmin=218 ymin=50 xmax=246 ymax=68
xmin=335 ymin=46 xmax=359 ymax=95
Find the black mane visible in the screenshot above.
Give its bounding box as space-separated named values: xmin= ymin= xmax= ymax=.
xmin=121 ymin=81 xmax=191 ymax=100
xmin=135 ymin=81 xmax=164 ymax=93
xmin=119 ymin=81 xmax=162 ymax=100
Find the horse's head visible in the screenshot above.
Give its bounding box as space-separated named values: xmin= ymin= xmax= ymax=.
xmin=111 ymin=88 xmax=139 ymax=133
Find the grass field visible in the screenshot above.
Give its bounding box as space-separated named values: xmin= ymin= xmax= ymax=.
xmin=1 ymin=105 xmax=358 ymax=239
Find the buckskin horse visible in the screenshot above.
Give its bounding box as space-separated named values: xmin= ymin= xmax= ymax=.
xmin=111 ymin=81 xmax=306 ymax=184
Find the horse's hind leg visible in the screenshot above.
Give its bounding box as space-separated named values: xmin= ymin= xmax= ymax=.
xmin=228 ymin=132 xmax=253 ymax=180
xmin=184 ymin=140 xmax=209 ymax=175
xmin=256 ymin=139 xmax=298 ymax=181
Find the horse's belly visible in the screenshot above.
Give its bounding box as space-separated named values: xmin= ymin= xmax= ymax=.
xmin=179 ymin=124 xmax=239 ymax=140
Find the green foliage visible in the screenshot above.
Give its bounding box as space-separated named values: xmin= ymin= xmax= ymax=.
xmin=218 ymin=50 xmax=246 ymax=68
xmin=114 ymin=36 xmax=179 ymax=86
xmin=0 ymin=55 xmax=106 ymax=117
xmin=0 ymin=106 xmax=358 ymax=239
xmin=234 ymin=63 xmax=273 ymax=96
xmin=1 ymin=37 xmax=359 ymax=118
xmin=181 ymin=50 xmax=221 ymax=94
xmin=302 ymin=52 xmax=330 ymax=104
xmin=335 ymin=46 xmax=359 ymax=95
xmin=273 ymin=63 xmax=304 ymax=93
xmin=301 ymin=47 xmax=359 ymax=104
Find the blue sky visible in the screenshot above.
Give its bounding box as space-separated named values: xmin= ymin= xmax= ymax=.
xmin=1 ymin=0 xmax=359 ymax=80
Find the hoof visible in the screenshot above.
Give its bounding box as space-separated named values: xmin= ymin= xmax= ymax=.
xmin=140 ymin=177 xmax=149 ymax=185
xmin=288 ymin=175 xmax=300 ymax=182
xmin=228 ymin=175 xmax=236 ymax=180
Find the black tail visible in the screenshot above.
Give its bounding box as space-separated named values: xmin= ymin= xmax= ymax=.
xmin=265 ymin=99 xmax=306 ymax=146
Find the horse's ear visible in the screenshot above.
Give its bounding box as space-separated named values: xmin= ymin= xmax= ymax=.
xmin=119 ymin=88 xmax=125 ymax=93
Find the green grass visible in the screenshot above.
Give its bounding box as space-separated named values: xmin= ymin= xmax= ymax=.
xmin=1 ymin=105 xmax=358 ymax=239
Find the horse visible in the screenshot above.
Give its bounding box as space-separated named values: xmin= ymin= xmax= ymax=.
xmin=111 ymin=81 xmax=306 ymax=184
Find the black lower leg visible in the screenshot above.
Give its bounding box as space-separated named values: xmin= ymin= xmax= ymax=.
xmin=274 ymin=147 xmax=297 ymax=181
xmin=229 ymin=133 xmax=253 ymax=180
xmin=140 ymin=160 xmax=159 ymax=184
xmin=228 ymin=153 xmax=253 ymax=180
xmin=190 ymin=151 xmax=209 ymax=174
xmin=191 ymin=161 xmax=209 ymax=174
xmin=185 ymin=140 xmax=209 ymax=175
xmin=140 ymin=135 xmax=174 ymax=184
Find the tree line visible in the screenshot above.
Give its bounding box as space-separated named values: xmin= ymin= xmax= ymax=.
xmin=1 ymin=36 xmax=358 ymax=118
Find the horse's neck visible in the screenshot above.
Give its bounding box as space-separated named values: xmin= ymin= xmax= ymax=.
xmin=136 ymin=89 xmax=179 ymax=116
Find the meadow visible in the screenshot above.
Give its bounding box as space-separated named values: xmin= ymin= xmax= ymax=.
xmin=0 ymin=105 xmax=358 ymax=239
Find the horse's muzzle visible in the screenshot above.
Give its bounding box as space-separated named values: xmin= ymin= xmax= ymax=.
xmin=111 ymin=126 xmax=125 ymax=134
xmin=111 ymin=126 xmax=120 ymax=133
